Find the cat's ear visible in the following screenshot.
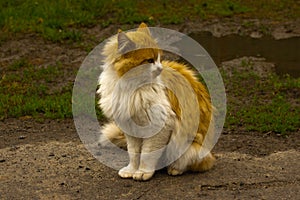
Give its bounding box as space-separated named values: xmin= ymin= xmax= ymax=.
xmin=117 ymin=32 xmax=136 ymax=54
xmin=137 ymin=22 xmax=151 ymax=36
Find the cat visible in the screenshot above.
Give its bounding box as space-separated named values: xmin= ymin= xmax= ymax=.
xmin=97 ymin=23 xmax=215 ymax=181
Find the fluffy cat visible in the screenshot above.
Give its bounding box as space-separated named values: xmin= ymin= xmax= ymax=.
xmin=97 ymin=23 xmax=215 ymax=181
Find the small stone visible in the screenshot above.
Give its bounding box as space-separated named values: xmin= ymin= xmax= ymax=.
xmin=0 ymin=159 xmax=5 ymax=163
xmin=19 ymin=135 xmax=27 ymax=139
xmin=250 ymin=31 xmax=263 ymax=38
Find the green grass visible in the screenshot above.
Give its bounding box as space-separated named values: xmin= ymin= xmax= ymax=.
xmin=1 ymin=0 xmax=299 ymax=42
xmin=0 ymin=59 xmax=73 ymax=119
xmin=223 ymin=60 xmax=300 ymax=134
xmin=240 ymin=95 xmax=299 ymax=133
xmin=0 ymin=59 xmax=105 ymax=120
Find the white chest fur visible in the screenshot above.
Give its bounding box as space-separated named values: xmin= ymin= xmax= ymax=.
xmin=97 ymin=63 xmax=176 ymax=138
xmin=97 ymin=64 xmax=119 ymax=118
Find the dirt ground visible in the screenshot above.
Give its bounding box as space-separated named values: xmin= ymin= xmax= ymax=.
xmin=1 ymin=18 xmax=300 ymax=199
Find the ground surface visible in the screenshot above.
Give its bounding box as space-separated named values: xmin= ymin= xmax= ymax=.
xmin=1 ymin=18 xmax=300 ymax=199
xmin=1 ymin=119 xmax=299 ymax=199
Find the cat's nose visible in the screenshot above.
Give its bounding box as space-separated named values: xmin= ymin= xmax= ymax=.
xmin=156 ymin=65 xmax=163 ymax=73
xmin=152 ymin=65 xmax=163 ymax=77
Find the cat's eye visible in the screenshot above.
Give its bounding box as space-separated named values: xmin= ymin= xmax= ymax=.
xmin=146 ymin=58 xmax=155 ymax=63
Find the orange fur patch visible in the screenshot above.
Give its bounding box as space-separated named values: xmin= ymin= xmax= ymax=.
xmin=114 ymin=48 xmax=160 ymax=77
xmin=162 ymin=61 xmax=213 ymax=141
xmin=165 ymin=88 xmax=181 ymax=119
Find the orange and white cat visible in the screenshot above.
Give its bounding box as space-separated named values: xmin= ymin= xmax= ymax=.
xmin=97 ymin=23 xmax=215 ymax=181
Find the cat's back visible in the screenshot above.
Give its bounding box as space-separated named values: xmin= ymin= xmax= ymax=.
xmin=161 ymin=60 xmax=209 ymax=98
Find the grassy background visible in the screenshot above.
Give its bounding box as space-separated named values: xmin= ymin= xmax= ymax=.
xmin=0 ymin=0 xmax=299 ymax=134
xmin=222 ymin=60 xmax=300 ymax=134
xmin=1 ymin=0 xmax=299 ymax=42
xmin=0 ymin=59 xmax=73 ymax=120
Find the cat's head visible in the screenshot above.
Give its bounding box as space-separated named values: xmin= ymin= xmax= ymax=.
xmin=103 ymin=23 xmax=163 ymax=79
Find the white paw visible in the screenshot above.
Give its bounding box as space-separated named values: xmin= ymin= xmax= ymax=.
xmin=167 ymin=167 xmax=184 ymax=176
xmin=133 ymin=170 xmax=154 ymax=181
xmin=118 ymin=166 xmax=136 ymax=179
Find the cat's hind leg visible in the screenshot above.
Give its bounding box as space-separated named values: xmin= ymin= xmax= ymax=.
xmin=167 ymin=142 xmax=215 ymax=176
xmin=189 ymin=150 xmax=215 ymax=172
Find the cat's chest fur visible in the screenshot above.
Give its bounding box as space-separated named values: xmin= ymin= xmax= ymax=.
xmin=98 ymin=64 xmax=174 ymax=125
xmin=97 ymin=64 xmax=119 ymax=118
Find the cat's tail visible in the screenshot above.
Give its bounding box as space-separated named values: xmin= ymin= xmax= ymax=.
xmin=98 ymin=122 xmax=127 ymax=150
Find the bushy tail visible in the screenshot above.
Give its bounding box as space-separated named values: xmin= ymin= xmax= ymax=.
xmin=98 ymin=122 xmax=127 ymax=150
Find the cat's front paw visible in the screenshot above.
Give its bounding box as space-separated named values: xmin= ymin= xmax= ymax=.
xmin=118 ymin=166 xmax=137 ymax=179
xmin=133 ymin=170 xmax=154 ymax=181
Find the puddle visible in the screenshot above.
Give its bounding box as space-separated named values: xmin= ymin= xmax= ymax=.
xmin=189 ymin=32 xmax=300 ymax=77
